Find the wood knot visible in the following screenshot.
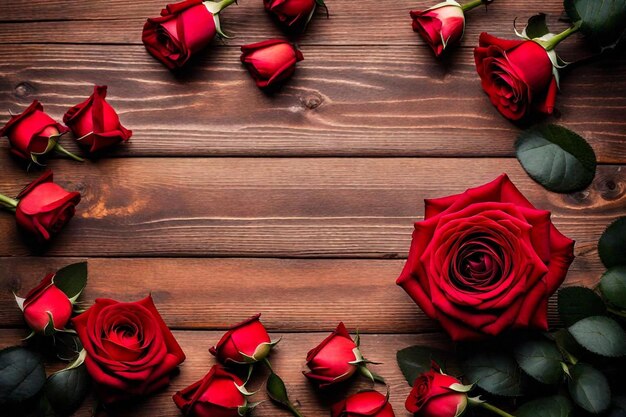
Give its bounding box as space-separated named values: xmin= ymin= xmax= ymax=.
xmin=301 ymin=93 xmax=323 ymax=110
xmin=594 ymin=173 xmax=624 ymax=201
xmin=15 ymin=82 xmax=36 ymax=98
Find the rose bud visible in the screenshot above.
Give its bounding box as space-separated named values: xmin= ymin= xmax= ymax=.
xmin=474 ymin=32 xmax=558 ymax=120
xmin=142 ymin=0 xmax=237 ymax=69
xmin=406 ymin=369 xmax=469 ymax=417
xmin=240 ymin=39 xmax=304 ymax=89
xmin=15 ymin=273 xmax=72 ymax=334
xmin=173 ymin=365 xmax=256 ymax=417
xmin=304 ymin=322 xmax=383 ymax=388
xmin=264 ymin=0 xmax=328 ymax=32
xmin=210 ymin=313 xmax=278 ymax=364
xmin=332 ymin=390 xmax=396 ymax=417
xmin=410 ymin=1 xmax=467 ymax=57
xmin=73 ymin=295 xmax=186 ymax=403
xmin=63 ymin=85 xmax=132 ymax=154
xmin=0 ymin=101 xmax=83 ymax=164
xmin=2 ymin=171 xmax=81 ymax=242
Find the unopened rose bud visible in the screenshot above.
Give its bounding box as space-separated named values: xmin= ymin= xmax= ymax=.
xmin=210 ymin=314 xmax=277 ymax=364
xmin=410 ymin=1 xmax=466 ymax=57
xmin=406 ymin=369 xmax=469 ymax=417
xmin=18 ymin=273 xmax=72 ymax=333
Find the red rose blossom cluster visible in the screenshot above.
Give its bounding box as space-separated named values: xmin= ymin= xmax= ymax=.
xmin=141 ymin=0 xmax=330 ymax=89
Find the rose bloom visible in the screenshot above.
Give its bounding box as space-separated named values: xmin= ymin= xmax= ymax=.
xmin=15 ymin=171 xmax=81 ymax=242
xmin=0 ymin=100 xmax=70 ymax=162
xmin=397 ymin=174 xmax=575 ymax=341
xmin=19 ymin=273 xmax=72 ymax=333
xmin=406 ymin=370 xmax=468 ymax=417
xmin=173 ymin=365 xmax=247 ymax=417
xmin=73 ymin=295 xmax=186 ymax=404
xmin=142 ymin=0 xmax=216 ymax=69
xmin=410 ymin=1 xmax=465 ymax=57
xmin=241 ymin=39 xmax=304 ymax=89
xmin=264 ymin=0 xmax=317 ymax=31
xmin=474 ymin=32 xmax=558 ymax=120
xmin=332 ymin=390 xmax=395 ymax=417
xmin=209 ymin=313 xmax=274 ymax=364
xmin=63 ymin=85 xmax=132 ymax=153
xmin=304 ymin=322 xmax=360 ymax=387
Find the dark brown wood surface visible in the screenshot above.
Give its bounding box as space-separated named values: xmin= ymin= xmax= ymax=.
xmin=0 ymin=0 xmax=624 ymax=416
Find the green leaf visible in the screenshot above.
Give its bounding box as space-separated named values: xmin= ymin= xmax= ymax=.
xmin=396 ymin=346 xmax=449 ymax=386
xmin=515 ymin=124 xmax=597 ymax=193
xmin=564 ymin=0 xmax=626 ymax=50
xmin=524 ymin=14 xmax=551 ymax=39
xmin=600 ymin=266 xmax=626 ymax=309
xmin=516 ymin=395 xmax=573 ymax=417
xmin=53 ymin=262 xmax=88 ymax=303
xmin=558 ymin=287 xmax=606 ymax=326
xmin=568 ymin=363 xmax=611 ymax=413
xmin=599 ymin=217 xmax=626 ymax=268
xmin=266 ymin=372 xmax=290 ymax=406
xmin=514 ymin=339 xmax=564 ymax=384
xmin=569 ymin=316 xmax=626 ymax=357
xmin=0 ymin=347 xmax=46 ymax=404
xmin=462 ymin=352 xmax=524 ymax=396
xmin=45 ymin=362 xmax=90 ymax=415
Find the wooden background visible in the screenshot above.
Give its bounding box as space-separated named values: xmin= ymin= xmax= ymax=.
xmin=0 ymin=0 xmax=624 ymax=415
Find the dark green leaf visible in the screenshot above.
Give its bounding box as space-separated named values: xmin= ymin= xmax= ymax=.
xmin=599 ymin=217 xmax=626 ymax=268
xmin=462 ymin=352 xmax=524 ymax=396
xmin=517 ymin=395 xmax=573 ymax=417
xmin=525 ymin=14 xmax=551 ymax=39
xmin=569 ymin=316 xmax=626 ymax=357
xmin=558 ymin=287 xmax=606 ymax=326
xmin=516 ymin=124 xmax=597 ymax=193
xmin=600 ymin=266 xmax=626 ymax=309
xmin=45 ymin=363 xmax=90 ymax=416
xmin=514 ymin=339 xmax=564 ymax=384
xmin=53 ymin=262 xmax=88 ymax=303
xmin=564 ymin=0 xmax=626 ymax=49
xmin=266 ymin=372 xmax=290 ymax=406
xmin=396 ymin=346 xmax=449 ymax=386
xmin=568 ymin=363 xmax=611 ymax=413
xmin=0 ymin=347 xmax=46 ymax=404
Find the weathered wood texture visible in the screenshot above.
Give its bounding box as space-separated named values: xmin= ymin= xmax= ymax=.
xmin=1 ymin=45 xmax=624 ymax=160
xmin=0 ymin=158 xmax=623 ymax=257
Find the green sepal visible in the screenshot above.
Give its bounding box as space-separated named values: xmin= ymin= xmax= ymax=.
xmin=358 ymin=365 xmax=386 ymax=384
xmin=238 ymin=401 xmax=263 ymax=416
xmin=14 ymin=292 xmax=25 ymax=311
xmin=235 ymin=383 xmax=258 ymax=397
xmin=349 ymin=347 xmax=381 ymax=366
xmin=239 ymin=338 xmax=281 ymax=364
xmin=43 ymin=312 xmax=58 ymax=337
xmin=449 ymin=382 xmax=474 ymax=393
xmin=213 ymin=14 xmax=232 ymax=39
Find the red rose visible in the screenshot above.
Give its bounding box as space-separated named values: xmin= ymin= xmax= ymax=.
xmin=0 ymin=101 xmax=83 ymax=164
xmin=304 ymin=322 xmax=360 ymax=387
xmin=264 ymin=0 xmax=317 ymax=30
xmin=405 ymin=370 xmax=468 ymax=417
xmin=397 ymin=174 xmax=575 ymax=340
xmin=173 ymin=365 xmax=250 ymax=417
xmin=474 ymin=32 xmax=558 ymax=120
xmin=14 ymin=171 xmax=81 ymax=242
xmin=332 ymin=390 xmax=396 ymax=417
xmin=240 ymin=39 xmax=303 ymax=89
xmin=17 ymin=273 xmax=72 ymax=333
xmin=63 ymin=85 xmax=132 ymax=153
xmin=142 ymin=0 xmax=218 ymax=69
xmin=410 ymin=1 xmax=465 ymax=57
xmin=73 ymin=295 xmax=186 ymax=404
xmin=209 ymin=313 xmax=276 ymax=364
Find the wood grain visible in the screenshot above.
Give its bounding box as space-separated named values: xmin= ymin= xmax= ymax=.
xmin=0 ymin=158 xmax=623 ymax=257
xmin=0 ymin=256 xmax=605 ymax=333
xmin=1 ymin=45 xmax=624 ymax=161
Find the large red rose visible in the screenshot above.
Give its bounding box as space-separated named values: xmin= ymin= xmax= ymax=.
xmin=15 ymin=171 xmax=81 ymax=242
xmin=474 ymin=32 xmax=558 ymax=121
xmin=240 ymin=39 xmax=303 ymax=89
xmin=332 ymin=390 xmax=396 ymax=417
xmin=142 ymin=0 xmax=217 ymax=69
xmin=410 ymin=1 xmax=466 ymax=57
xmin=73 ymin=295 xmax=186 ymax=403
xmin=405 ymin=369 xmax=467 ymax=417
xmin=209 ymin=313 xmax=274 ymax=364
xmin=396 ymin=174 xmax=575 ymax=341
xmin=63 ymin=85 xmax=132 ymax=153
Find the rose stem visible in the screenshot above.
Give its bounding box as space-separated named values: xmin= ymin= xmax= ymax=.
xmin=461 ymin=0 xmax=489 ymax=13
xmin=54 ymin=143 xmax=85 ymax=162
xmin=478 ymin=402 xmax=516 ymax=417
xmin=543 ymin=21 xmax=582 ymax=51
xmin=0 ymin=193 xmax=18 ymax=211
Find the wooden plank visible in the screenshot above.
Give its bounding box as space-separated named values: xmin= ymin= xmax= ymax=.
xmin=1 ymin=45 xmax=624 ymax=161
xmin=0 ymin=158 xmax=623 ymax=258
xmin=0 ymin=0 xmax=586 ymax=47
xmin=0 ymin=256 xmax=605 ymax=332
